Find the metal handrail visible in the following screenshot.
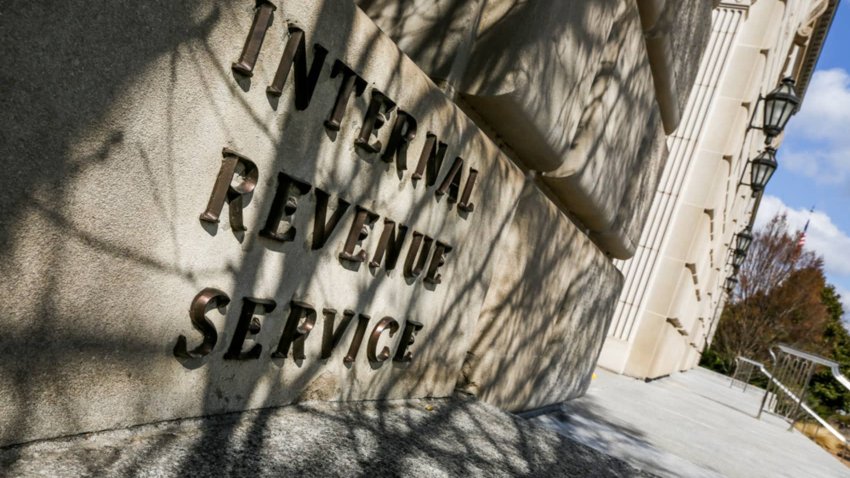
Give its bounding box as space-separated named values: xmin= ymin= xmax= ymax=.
xmin=829 ymin=364 xmax=850 ymax=392
xmin=733 ymin=356 xmax=846 ymax=445
xmin=774 ymin=344 xmax=839 ymax=367
xmin=737 ymin=357 xmax=764 ymax=367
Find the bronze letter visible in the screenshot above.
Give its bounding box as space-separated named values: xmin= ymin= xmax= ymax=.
xmin=199 ymin=148 xmax=259 ymax=232
xmin=324 ymin=60 xmax=367 ymax=131
xmin=369 ymin=219 xmax=408 ymax=270
xmin=339 ymin=206 xmax=379 ymax=262
xmin=232 ymin=0 xmax=276 ymax=77
xmin=393 ymin=319 xmax=424 ymax=363
xmin=267 ymin=27 xmax=328 ymax=111
xmin=436 ymin=157 xmax=463 ymax=204
xmin=404 ymin=232 xmax=433 ymax=279
xmin=355 ymin=90 xmax=395 ymax=153
xmin=260 ymin=173 xmax=311 ymax=242
xmin=272 ymin=301 xmax=317 ymax=360
xmin=312 ymin=189 xmax=351 ymax=250
xmin=412 ymin=133 xmax=447 ymax=187
xmin=424 ymin=242 xmax=453 ymax=285
xmin=458 ymin=168 xmax=477 ymax=213
xmin=381 ymin=111 xmax=417 ymax=172
xmin=344 ymin=313 xmax=371 ymax=364
xmin=367 ymin=317 xmax=400 ymax=362
xmin=174 ymin=288 xmax=230 ymax=359
xmin=224 ymin=297 xmax=276 ymax=360
xmin=320 ymin=308 xmax=356 ymax=359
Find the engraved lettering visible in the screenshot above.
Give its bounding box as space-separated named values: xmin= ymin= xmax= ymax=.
xmin=458 ymin=168 xmax=477 ymax=213
xmin=369 ymin=219 xmax=408 ymax=270
xmin=355 ymin=90 xmax=395 ymax=153
xmin=339 ymin=206 xmax=379 ymax=262
xmin=424 ymin=242 xmax=452 ymax=285
xmin=174 ymin=288 xmax=230 ymax=359
xmin=367 ymin=317 xmax=400 ymax=362
xmin=403 ymin=232 xmax=433 ymax=279
xmin=232 ymin=0 xmax=276 ymax=76
xmin=224 ymin=297 xmax=276 ymax=360
xmin=324 ymin=60 xmax=367 ymax=131
xmin=320 ymin=308 xmax=356 ymax=359
xmin=393 ymin=319 xmax=424 ymax=363
xmin=260 ymin=172 xmax=311 ymax=242
xmin=312 ymin=189 xmax=351 ymax=250
xmin=175 ymin=291 xmax=426 ymax=366
xmin=272 ymin=301 xmax=317 ymax=360
xmin=344 ymin=313 xmax=371 ymax=364
xmin=199 ymin=148 xmax=259 ymax=232
xmin=267 ymin=27 xmax=328 ymax=110
xmin=382 ymin=110 xmax=417 ymax=172
xmin=412 ymin=133 xmax=447 ymax=186
xmin=436 ymin=157 xmax=463 ymax=203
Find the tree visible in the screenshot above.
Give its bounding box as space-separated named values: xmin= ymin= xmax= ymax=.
xmin=808 ymin=285 xmax=850 ymax=419
xmin=706 ymin=213 xmax=826 ymax=370
xmin=703 ymin=213 xmax=850 ymax=420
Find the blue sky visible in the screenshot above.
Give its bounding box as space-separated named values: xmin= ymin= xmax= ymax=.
xmin=754 ymin=2 xmax=850 ymax=316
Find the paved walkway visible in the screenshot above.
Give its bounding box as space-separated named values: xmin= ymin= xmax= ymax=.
xmin=3 ymin=367 xmax=847 ymax=477
xmin=530 ymin=367 xmax=849 ymax=478
xmin=0 ymin=397 xmax=649 ymax=478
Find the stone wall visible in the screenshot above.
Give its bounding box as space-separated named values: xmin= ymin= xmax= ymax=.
xmin=0 ymin=0 xmax=527 ymax=446
xmin=458 ymin=181 xmax=623 ymax=411
xmin=0 ymin=0 xmax=714 ymax=446
xmin=360 ymin=0 xmax=712 ymax=260
xmin=600 ymin=0 xmax=838 ymax=379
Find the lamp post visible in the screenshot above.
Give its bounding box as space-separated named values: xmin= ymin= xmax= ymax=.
xmin=736 ymin=227 xmax=753 ymax=253
xmin=732 ymin=248 xmax=746 ymax=268
xmin=763 ymin=78 xmax=801 ymax=142
xmin=750 ymin=148 xmax=778 ymax=192
xmin=725 ymin=277 xmax=738 ymax=293
xmin=747 ymin=77 xmax=802 ymax=144
xmin=739 ymin=147 xmax=778 ymax=194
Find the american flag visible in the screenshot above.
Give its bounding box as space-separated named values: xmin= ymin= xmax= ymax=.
xmin=797 ymin=206 xmax=814 ymax=250
xmin=797 ymin=221 xmax=808 ymax=249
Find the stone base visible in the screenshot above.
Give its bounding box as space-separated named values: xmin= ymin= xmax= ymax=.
xmin=460 ymin=179 xmax=624 ymax=411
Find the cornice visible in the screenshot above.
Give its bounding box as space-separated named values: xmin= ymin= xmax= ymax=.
xmin=795 ymin=0 xmax=839 ymax=99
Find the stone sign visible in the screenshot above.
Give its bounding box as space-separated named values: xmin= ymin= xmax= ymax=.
xmin=0 ymin=0 xmax=638 ymax=448
xmin=0 ymin=0 xmax=524 ymax=446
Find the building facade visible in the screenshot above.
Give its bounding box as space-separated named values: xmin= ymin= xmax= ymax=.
xmin=356 ymin=0 xmax=717 ymax=411
xmin=598 ymin=0 xmax=839 ymax=379
xmin=0 ymin=0 xmax=835 ymax=448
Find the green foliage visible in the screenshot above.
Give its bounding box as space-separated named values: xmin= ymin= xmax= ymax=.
xmin=709 ymin=215 xmax=826 ymax=367
xmin=807 ymin=285 xmax=850 ymax=419
xmin=699 ymin=346 xmax=733 ymax=375
xmin=706 ymin=215 xmax=850 ymax=420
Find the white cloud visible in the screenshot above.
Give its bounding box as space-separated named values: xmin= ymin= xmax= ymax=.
xmin=794 ymin=68 xmax=850 ymax=139
xmin=781 ymin=146 xmax=850 ymax=185
xmin=783 ymin=68 xmax=850 ymax=184
xmin=755 ymin=195 xmax=850 ymax=278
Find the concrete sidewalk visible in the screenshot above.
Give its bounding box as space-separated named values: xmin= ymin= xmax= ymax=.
xmin=0 ymin=396 xmax=650 ymax=478
xmin=531 ymin=367 xmax=849 ymax=478
xmin=4 ymin=368 xmax=847 ymax=477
